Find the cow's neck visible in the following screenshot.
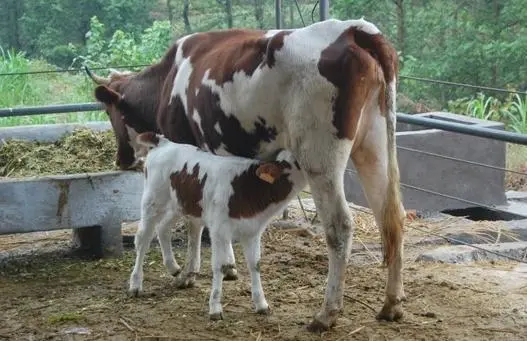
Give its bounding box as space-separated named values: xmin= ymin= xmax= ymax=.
xmin=131 ymin=44 xmax=180 ymax=132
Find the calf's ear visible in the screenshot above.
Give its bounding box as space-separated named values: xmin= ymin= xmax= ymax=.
xmin=256 ymin=163 xmax=283 ymax=184
xmin=94 ymin=85 xmax=122 ymax=105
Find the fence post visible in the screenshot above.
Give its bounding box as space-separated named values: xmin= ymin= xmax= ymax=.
xmin=319 ymin=0 xmax=329 ymax=21
xmin=275 ymin=0 xmax=282 ymax=29
xmin=274 ymin=0 xmax=282 ymax=29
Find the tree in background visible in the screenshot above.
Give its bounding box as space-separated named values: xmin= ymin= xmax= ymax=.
xmin=0 ymin=0 xmax=155 ymax=67
xmin=0 ymin=0 xmax=526 ymax=118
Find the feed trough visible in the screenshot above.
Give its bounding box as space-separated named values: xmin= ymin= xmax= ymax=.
xmin=0 ymin=122 xmax=143 ymax=258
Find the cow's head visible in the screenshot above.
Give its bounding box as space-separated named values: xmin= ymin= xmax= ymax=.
xmin=86 ymin=66 xmax=157 ymax=170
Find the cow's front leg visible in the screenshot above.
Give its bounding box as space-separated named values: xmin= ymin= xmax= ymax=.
xmin=306 ymin=175 xmax=354 ymax=332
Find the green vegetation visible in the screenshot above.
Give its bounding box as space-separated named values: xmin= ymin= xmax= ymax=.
xmin=448 ymin=93 xmax=527 ymax=133
xmin=0 ymin=0 xmax=526 ymax=132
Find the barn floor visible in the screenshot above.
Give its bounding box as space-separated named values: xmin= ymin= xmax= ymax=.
xmin=1 ymin=203 xmax=527 ymax=341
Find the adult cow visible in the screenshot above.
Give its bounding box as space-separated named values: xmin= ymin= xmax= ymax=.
xmin=88 ymin=18 xmax=406 ymax=332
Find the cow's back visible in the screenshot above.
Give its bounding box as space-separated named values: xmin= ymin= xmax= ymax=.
xmin=172 ymin=29 xmax=294 ymax=160
xmin=169 ymin=19 xmax=394 ymax=160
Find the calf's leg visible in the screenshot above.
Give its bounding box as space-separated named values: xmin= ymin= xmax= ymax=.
xmin=241 ymin=233 xmax=269 ymax=314
xmin=155 ymin=213 xmax=181 ymax=277
xmin=175 ymin=218 xmax=204 ymax=288
xmin=222 ymin=242 xmax=238 ymax=281
xmin=129 ymin=212 xmax=163 ymax=296
xmin=208 ymin=229 xmax=234 ymax=320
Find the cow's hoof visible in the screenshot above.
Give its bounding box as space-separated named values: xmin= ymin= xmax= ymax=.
xmin=306 ymin=310 xmax=338 ymax=333
xmin=376 ymin=303 xmax=404 ymax=322
xmin=306 ymin=318 xmax=330 ymax=333
xmin=174 ymin=273 xmax=197 ymax=289
xmin=209 ymin=312 xmax=224 ymax=321
xmin=223 ymin=268 xmax=238 ymax=281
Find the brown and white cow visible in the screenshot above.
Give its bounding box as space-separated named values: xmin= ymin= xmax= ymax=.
xmin=88 ymin=18 xmax=406 ymax=332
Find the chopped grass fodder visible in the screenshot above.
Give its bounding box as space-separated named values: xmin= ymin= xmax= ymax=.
xmin=0 ymin=128 xmax=117 ymax=177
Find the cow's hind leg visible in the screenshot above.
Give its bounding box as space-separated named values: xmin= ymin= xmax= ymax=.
xmin=351 ymin=113 xmax=405 ymax=321
xmin=293 ymin=138 xmax=354 ymax=332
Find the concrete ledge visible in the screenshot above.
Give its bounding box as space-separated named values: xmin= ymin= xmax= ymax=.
xmin=415 ymin=242 xmax=527 ymax=264
xmin=0 ymin=170 xmax=144 ymax=257
xmin=0 ymin=121 xmax=111 ymax=143
xmin=441 ymin=219 xmax=527 ymax=245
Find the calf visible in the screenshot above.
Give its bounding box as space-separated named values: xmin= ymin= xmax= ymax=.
xmin=128 ymin=132 xmax=307 ymax=319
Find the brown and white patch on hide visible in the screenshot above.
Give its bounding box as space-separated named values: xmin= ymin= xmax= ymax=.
xmin=177 ymin=29 xmax=288 ymax=158
xmin=170 ymin=163 xmax=207 ymax=217
xmin=317 ymin=27 xmax=398 ymax=143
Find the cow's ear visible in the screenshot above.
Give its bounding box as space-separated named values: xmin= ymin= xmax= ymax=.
xmin=94 ymin=85 xmax=122 ymax=104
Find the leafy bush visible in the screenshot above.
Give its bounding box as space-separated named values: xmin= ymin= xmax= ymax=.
xmin=71 ymin=17 xmax=174 ymax=69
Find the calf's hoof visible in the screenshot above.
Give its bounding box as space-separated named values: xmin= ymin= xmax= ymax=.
xmin=376 ymin=302 xmax=404 ymax=322
xmin=169 ymin=267 xmax=182 ymax=277
xmin=174 ymin=272 xmax=197 ymax=289
xmin=223 ymin=268 xmax=238 ymax=281
xmin=127 ymin=288 xmax=142 ymax=298
xmin=256 ymin=306 xmax=271 ymax=315
xmin=209 ymin=312 xmax=224 ymax=321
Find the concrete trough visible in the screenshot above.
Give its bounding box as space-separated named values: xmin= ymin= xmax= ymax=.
xmin=344 ymin=112 xmax=508 ymax=214
xmin=0 ymin=122 xmax=143 ymax=258
xmin=0 ymin=171 xmax=143 ymax=257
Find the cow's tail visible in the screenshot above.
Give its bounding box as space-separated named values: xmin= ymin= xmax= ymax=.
xmin=381 ymin=76 xmax=405 ymax=267
xmin=355 ymin=26 xmax=404 ymax=266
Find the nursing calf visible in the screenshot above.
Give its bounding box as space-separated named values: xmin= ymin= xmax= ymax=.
xmin=128 ymin=132 xmax=307 ymax=319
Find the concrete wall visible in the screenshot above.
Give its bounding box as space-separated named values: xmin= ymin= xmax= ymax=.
xmin=344 ymin=112 xmax=507 ymax=214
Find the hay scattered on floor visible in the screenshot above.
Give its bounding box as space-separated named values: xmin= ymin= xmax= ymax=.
xmin=0 ymin=128 xmax=118 ymax=177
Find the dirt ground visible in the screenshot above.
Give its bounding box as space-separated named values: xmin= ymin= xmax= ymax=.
xmin=1 ymin=205 xmax=527 ymax=341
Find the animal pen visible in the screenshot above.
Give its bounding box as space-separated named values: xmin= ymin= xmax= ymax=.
xmin=1 ymin=2 xmax=527 ymax=340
